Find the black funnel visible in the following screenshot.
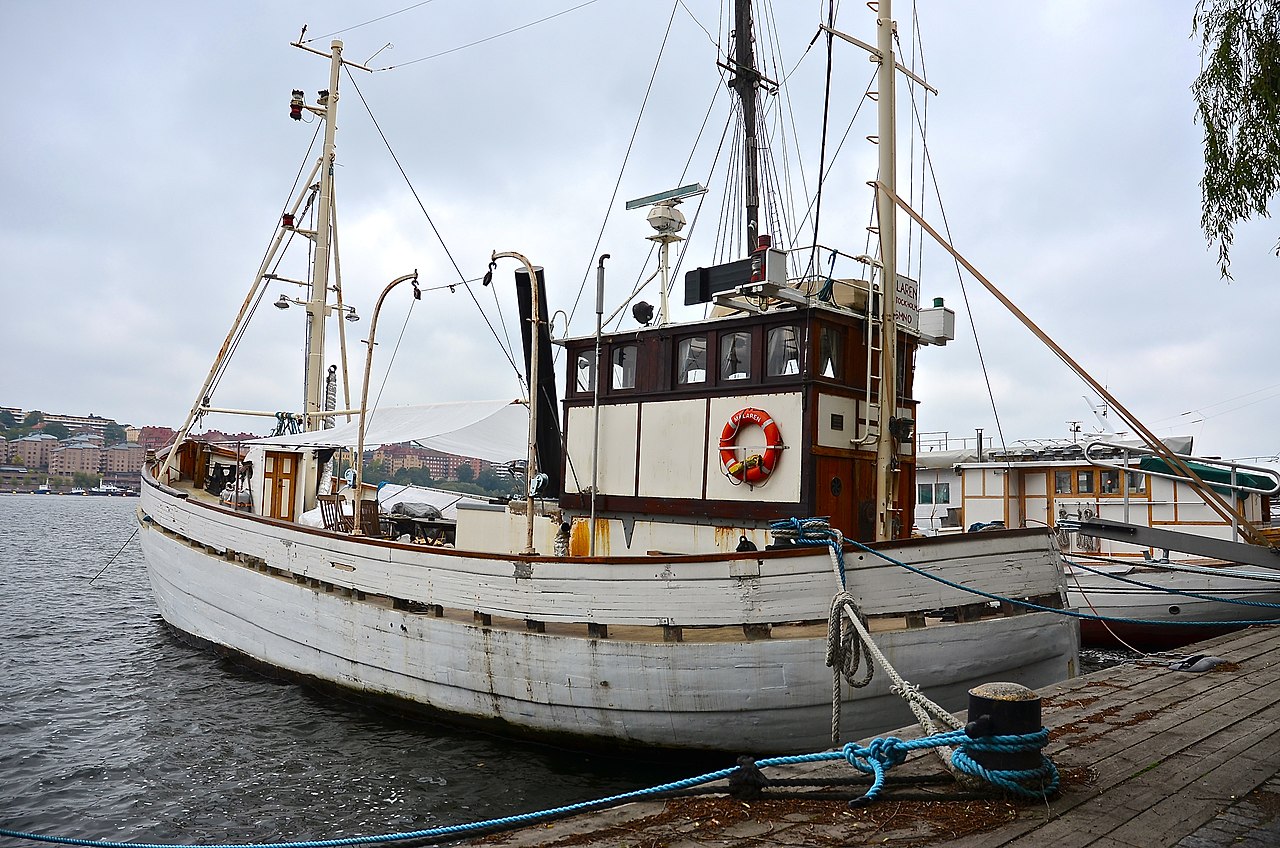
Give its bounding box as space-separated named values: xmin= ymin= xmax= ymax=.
xmin=514 ymin=266 xmax=561 ymax=498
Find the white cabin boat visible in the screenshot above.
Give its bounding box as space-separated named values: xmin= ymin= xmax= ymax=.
xmin=915 ymin=431 xmax=1280 ymax=648
xmin=138 ymin=1 xmax=1078 ymax=753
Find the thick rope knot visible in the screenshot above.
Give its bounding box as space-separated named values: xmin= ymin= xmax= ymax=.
xmin=769 ymin=517 xmax=846 ymax=585
xmin=828 ymin=593 xmax=873 ymax=689
xmin=834 ymin=727 xmax=1058 ymax=806
xmin=841 ymin=738 xmax=901 ymax=804
xmin=951 ymin=728 xmax=1059 ymax=799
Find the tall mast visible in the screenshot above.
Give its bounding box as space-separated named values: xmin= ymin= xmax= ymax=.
xmin=304 ymin=39 xmax=344 ymax=430
xmin=873 ymin=1 xmax=900 ymax=541
xmin=732 ymin=0 xmax=759 ymax=246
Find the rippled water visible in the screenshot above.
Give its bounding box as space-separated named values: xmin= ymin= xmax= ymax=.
xmin=0 ymin=495 xmax=680 ymax=843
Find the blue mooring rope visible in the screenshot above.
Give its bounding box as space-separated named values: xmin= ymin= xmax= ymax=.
xmin=0 ymin=728 xmax=1054 ymax=848
xmin=770 ymin=517 xmax=847 ymax=586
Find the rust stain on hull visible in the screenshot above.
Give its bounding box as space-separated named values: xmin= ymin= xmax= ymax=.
xmin=570 ymin=518 xmax=610 ymax=557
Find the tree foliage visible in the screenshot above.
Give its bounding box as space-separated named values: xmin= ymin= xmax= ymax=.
xmin=103 ymin=423 xmax=127 ymax=445
xmin=1192 ymin=0 xmax=1280 ymax=278
xmin=43 ymin=422 xmax=71 ymax=440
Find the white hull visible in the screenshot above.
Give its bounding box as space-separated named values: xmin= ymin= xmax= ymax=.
xmin=139 ymin=478 xmax=1078 ymax=753
xmin=1067 ymin=562 xmax=1280 ymax=648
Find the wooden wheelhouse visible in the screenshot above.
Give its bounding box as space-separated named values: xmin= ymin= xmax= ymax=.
xmin=558 ymin=277 xmax=955 ymax=544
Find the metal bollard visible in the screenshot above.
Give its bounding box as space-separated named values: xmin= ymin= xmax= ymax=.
xmin=965 ymin=682 xmax=1042 ymax=771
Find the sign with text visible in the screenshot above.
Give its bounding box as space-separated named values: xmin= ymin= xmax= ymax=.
xmin=894 ymin=273 xmax=920 ymax=333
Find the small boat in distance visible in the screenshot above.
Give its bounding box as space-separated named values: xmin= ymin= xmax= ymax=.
xmin=88 ymin=480 xmax=133 ymax=497
xmin=137 ymin=0 xmax=1078 ymax=753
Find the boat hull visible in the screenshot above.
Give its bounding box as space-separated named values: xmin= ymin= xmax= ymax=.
xmin=1068 ymin=563 xmax=1280 ymax=649
xmin=138 ymin=482 xmax=1079 ymax=753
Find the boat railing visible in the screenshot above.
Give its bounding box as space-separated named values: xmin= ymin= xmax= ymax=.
xmin=1083 ymin=441 xmax=1280 ymax=497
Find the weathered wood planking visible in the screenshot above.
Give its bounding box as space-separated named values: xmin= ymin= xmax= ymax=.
xmin=143 ymin=482 xmax=1064 ymax=626
xmin=140 ymin=515 xmax=1078 ymax=753
xmin=945 ymin=626 xmax=1280 ymax=848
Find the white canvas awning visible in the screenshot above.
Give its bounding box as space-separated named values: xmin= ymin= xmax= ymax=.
xmin=248 ymin=399 xmax=528 ymax=464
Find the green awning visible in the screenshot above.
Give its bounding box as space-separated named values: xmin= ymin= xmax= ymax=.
xmin=1137 ymin=456 xmax=1277 ymax=498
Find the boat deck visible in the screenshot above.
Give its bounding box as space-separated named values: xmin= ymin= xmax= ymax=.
xmin=475 ymin=625 xmax=1280 ymax=847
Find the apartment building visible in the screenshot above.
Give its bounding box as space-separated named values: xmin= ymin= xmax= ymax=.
xmin=11 ymin=433 xmax=58 ymax=469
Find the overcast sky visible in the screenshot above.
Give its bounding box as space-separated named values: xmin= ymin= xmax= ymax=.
xmin=2 ymin=1 xmax=1276 ymax=462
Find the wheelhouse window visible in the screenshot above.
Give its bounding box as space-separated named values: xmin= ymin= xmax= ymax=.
xmin=574 ymin=352 xmax=595 ymax=393
xmin=676 ymin=336 xmax=707 ymax=385
xmin=766 ymin=325 xmax=801 ymax=376
xmin=1076 ymin=470 xmax=1095 ymax=494
xmin=720 ymin=331 xmax=751 ymax=381
xmin=1054 ymin=471 xmax=1072 ymax=494
xmin=611 ymin=344 xmax=637 ymax=390
xmin=1099 ymin=469 xmax=1121 ymax=494
xmin=1126 ymin=471 xmax=1147 ymax=493
xmin=818 ymin=326 xmax=843 ymax=379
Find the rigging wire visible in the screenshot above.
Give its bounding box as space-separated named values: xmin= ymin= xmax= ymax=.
xmin=208 ymin=126 xmax=324 ymax=401
xmin=366 ymin=297 xmax=418 ymax=433
xmin=304 ymin=1 xmax=442 ymax=43
xmin=903 ymin=76 xmax=1010 ymax=458
xmin=378 ymin=0 xmax=605 ymax=71
xmin=759 ymin=0 xmax=809 ymax=263
xmin=1146 ymin=381 xmax=1280 ymax=427
xmin=342 ymin=67 xmax=524 ymax=383
xmin=807 ymin=2 xmax=836 ymax=286
xmin=563 ymin=0 xmax=682 ymax=334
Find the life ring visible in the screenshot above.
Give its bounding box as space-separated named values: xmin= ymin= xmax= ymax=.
xmin=719 ymin=407 xmax=783 ymax=485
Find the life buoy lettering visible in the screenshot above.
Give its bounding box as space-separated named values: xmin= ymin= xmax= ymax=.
xmin=719 ymin=407 xmax=783 ymax=485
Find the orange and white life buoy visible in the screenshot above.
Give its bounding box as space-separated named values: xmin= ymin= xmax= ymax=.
xmin=719 ymin=407 xmax=783 ymax=485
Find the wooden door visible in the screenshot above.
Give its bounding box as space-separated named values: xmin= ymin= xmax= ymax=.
xmin=815 ymin=455 xmax=855 ymax=540
xmin=853 ymin=457 xmax=878 ymax=543
xmin=263 ymin=451 xmax=298 ymax=521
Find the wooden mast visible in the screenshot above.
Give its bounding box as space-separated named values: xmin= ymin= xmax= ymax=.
xmin=873 ymin=0 xmax=900 ymax=541
xmin=303 ymin=40 xmax=344 ymax=431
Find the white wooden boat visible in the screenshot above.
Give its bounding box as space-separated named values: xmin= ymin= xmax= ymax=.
xmin=138 ymin=1 xmax=1079 ymax=753
xmin=915 ymin=432 xmax=1280 ymax=649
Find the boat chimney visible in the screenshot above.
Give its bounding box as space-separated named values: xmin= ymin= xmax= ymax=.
xmin=514 ymin=266 xmax=562 ymax=498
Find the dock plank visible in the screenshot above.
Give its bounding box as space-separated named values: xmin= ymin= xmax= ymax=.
xmin=478 ymin=626 xmax=1280 ymax=848
xmin=947 ymin=629 xmax=1280 ymax=848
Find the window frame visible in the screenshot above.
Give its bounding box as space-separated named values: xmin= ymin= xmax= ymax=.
xmin=718 ymin=329 xmax=754 ymax=384
xmin=764 ymin=324 xmax=802 ymax=379
xmin=610 ymin=343 xmax=639 ymax=392
xmin=674 ymin=334 xmax=708 ymax=387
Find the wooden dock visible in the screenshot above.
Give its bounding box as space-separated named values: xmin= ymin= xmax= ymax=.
xmin=478 ymin=625 xmax=1280 ymax=847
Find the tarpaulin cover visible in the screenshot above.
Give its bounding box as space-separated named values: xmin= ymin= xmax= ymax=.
xmin=248 ymin=400 xmax=527 ymax=464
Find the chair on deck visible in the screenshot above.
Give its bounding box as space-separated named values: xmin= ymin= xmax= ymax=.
xmin=358 ymin=499 xmax=388 ymax=538
xmin=317 ymin=494 xmax=352 ymax=534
